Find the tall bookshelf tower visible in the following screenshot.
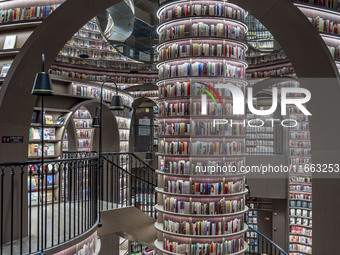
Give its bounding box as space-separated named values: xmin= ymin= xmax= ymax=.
xmin=155 ymin=1 xmax=249 ymax=254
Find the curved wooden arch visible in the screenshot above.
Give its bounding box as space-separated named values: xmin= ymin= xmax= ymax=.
xmin=0 ymin=0 xmax=338 ymax=251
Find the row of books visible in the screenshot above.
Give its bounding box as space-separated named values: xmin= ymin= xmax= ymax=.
xmin=163 ymin=159 xmax=245 ymax=174
xmin=289 ymin=244 xmax=312 ymax=254
xmin=290 ymin=185 xmax=312 ymax=193
xmin=164 ymin=197 xmax=245 ymax=214
xmin=289 ymin=131 xmax=310 ymax=139
xmin=0 ymin=4 xmax=61 ymax=24
xmin=158 ymin=121 xmax=244 ymax=136
xmin=290 ymin=226 xmax=312 ymax=237
xmin=247 ymin=51 xmax=287 ymax=66
xmin=117 ymin=118 xmax=131 ymax=129
xmin=289 ymin=235 xmax=312 ymax=245
xmin=159 ymin=3 xmax=245 ymax=23
xmin=290 ymin=123 xmax=310 ymax=131
xmin=246 ymin=66 xmax=294 ymax=79
xmin=78 ymin=140 xmax=91 ymax=148
xmin=74 ymin=120 xmax=92 ymax=129
xmin=29 ymin=127 xmax=56 ymax=141
xmin=289 ymin=208 xmax=312 ymax=220
xmin=163 ymin=217 xmax=243 ymax=236
xmin=49 ymin=69 xmax=158 ymax=84
xmin=119 ymin=130 xmax=129 ymax=140
xmin=165 ymin=180 xmax=243 ymax=195
xmin=120 ymin=142 xmax=129 ymax=152
xmin=289 ymin=193 xmax=312 ymax=201
xmin=164 ymin=237 xmax=244 ymax=254
xmin=28 ymin=143 xmax=55 ymax=157
xmin=290 ymin=217 xmax=312 ymax=227
xmin=246 ymin=133 xmax=274 ymax=139
xmin=289 ymin=140 xmax=311 ymax=148
xmin=159 ymin=102 xmax=237 ymax=117
xmin=246 ymin=140 xmax=274 ymax=146
xmin=74 ymin=30 xmax=103 ymax=41
xmin=296 ymin=0 xmax=340 ymax=11
xmin=290 ymin=176 xmax=312 ymax=183
xmin=77 ymin=130 xmax=92 ymax=138
xmin=72 ymin=85 xmax=132 ymax=105
xmin=56 ymin=54 xmax=156 ymax=72
xmin=159 ymin=81 xmax=245 ymax=98
xmin=159 ymin=42 xmax=245 ymax=61
xmin=28 ymin=190 xmax=54 ymax=205
xmin=290 ymin=158 xmax=312 ymax=165
xmin=73 ymin=109 xmax=91 ymax=119
xmin=28 ymin=175 xmax=56 ymax=189
xmin=66 ymin=38 xmax=112 ymax=51
xmin=248 ymin=40 xmax=274 ymax=50
xmin=132 ymin=91 xmax=159 ymax=98
xmin=246 ymin=146 xmax=274 ymax=154
xmin=159 ymin=62 xmax=245 ymax=79
xmin=158 ymin=140 xmax=244 ymax=155
xmin=308 ymin=15 xmax=340 ymax=35
xmin=58 ymin=47 xmax=121 ymax=60
xmin=328 ymin=45 xmax=340 ymax=59
xmin=159 ymin=23 xmax=245 ymax=42
xmin=290 ymin=148 xmax=312 ymax=156
xmin=290 ymin=200 xmax=313 ymax=209
xmin=246 ymin=126 xmax=274 ymax=132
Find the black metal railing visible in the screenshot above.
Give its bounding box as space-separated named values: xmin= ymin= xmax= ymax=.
xmin=0 ymin=156 xmax=99 ymax=255
xmin=100 ymin=152 xmax=157 ymax=219
xmin=247 ymin=226 xmax=288 ymax=255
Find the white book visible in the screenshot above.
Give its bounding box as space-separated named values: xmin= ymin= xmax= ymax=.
xmin=3 ymin=35 xmax=16 ymax=50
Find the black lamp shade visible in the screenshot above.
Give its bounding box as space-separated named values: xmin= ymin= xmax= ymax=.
xmin=110 ymin=95 xmax=124 ymax=110
xmin=91 ymin=116 xmax=100 ymax=128
xmin=31 ymin=72 xmax=54 ymax=96
xmin=145 ymin=151 xmax=153 ymax=161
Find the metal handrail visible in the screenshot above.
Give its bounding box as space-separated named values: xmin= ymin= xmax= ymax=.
xmin=248 ymin=226 xmax=288 ymax=255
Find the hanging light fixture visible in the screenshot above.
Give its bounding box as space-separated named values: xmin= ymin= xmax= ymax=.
xmin=31 ymin=54 xmax=54 ymax=96
xmin=145 ymin=150 xmax=153 ymax=161
xmin=91 ymin=106 xmax=101 ymax=128
xmin=110 ymin=83 xmax=124 ymax=110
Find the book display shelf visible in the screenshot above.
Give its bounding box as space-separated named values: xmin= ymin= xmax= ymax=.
xmin=246 ymin=109 xmax=275 ymax=155
xmin=73 ymin=107 xmax=94 ymax=152
xmin=283 ymin=82 xmax=313 ymax=255
xmin=28 ymin=106 xmax=71 ymax=206
xmin=50 ymin=19 xmax=158 ymax=88
xmin=0 ymin=2 xmax=64 ymax=24
xmin=155 ymin=1 xmax=249 ymax=254
xmin=0 ymin=1 xmax=66 ymax=83
xmin=245 ymin=15 xmax=274 ymax=51
xmin=246 ymin=51 xmax=288 ymax=68
xmin=294 ymin=1 xmax=340 ymax=70
xmin=245 ymin=198 xmax=273 ymax=254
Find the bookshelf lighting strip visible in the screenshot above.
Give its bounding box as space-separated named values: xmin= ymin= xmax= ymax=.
xmin=155 ymin=0 xmax=248 ymax=254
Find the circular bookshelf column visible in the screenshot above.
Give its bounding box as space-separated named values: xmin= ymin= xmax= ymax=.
xmin=155 ymin=1 xmax=249 ymax=254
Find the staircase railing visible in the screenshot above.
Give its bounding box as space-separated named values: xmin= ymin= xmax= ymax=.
xmin=247 ymin=226 xmax=288 ymax=255
xmin=100 ymin=152 xmax=157 ymax=218
xmin=0 ymin=156 xmax=99 ymax=255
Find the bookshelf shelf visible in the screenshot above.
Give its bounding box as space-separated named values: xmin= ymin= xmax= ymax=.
xmin=289 ymin=233 xmax=312 ymax=239
xmin=156 ymin=203 xmax=248 ymax=218
xmin=156 ymin=170 xmax=245 ymax=178
xmin=157 ymin=37 xmax=248 ymax=51
xmin=154 ymin=222 xmax=248 ymax=239
xmin=29 ymin=139 xmax=61 ymax=143
xmin=0 ymin=20 xmax=42 ymax=32
xmin=156 ymin=187 xmax=248 ymax=198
